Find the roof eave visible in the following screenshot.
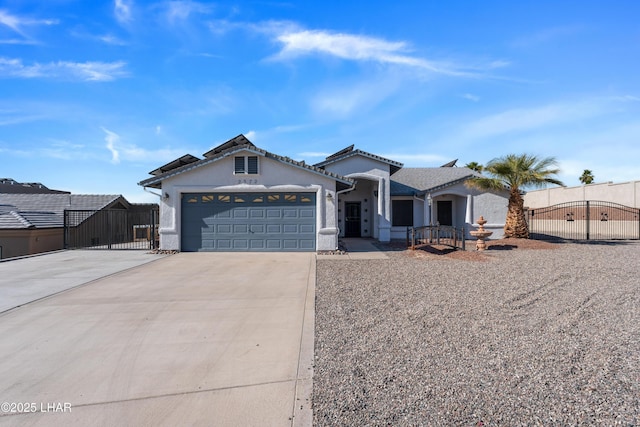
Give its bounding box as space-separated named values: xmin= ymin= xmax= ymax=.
xmin=314 ymin=150 xmax=403 ymax=170
xmin=416 ymin=175 xmax=475 ymax=196
xmin=139 ymin=145 xmax=354 ymax=188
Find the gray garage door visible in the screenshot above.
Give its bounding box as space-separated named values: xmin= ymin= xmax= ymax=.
xmin=181 ymin=192 xmax=316 ymax=251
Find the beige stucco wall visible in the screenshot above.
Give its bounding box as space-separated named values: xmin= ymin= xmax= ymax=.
xmin=0 ymin=228 xmax=63 ymax=260
xmin=524 ymin=181 xmax=640 ymax=208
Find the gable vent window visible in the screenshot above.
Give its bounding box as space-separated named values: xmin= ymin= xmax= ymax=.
xmin=234 ymin=156 xmax=259 ymax=174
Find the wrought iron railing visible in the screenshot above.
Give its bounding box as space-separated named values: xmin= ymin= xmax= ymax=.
xmin=407 ymin=225 xmax=466 ymax=251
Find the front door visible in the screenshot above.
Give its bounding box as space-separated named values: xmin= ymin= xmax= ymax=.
xmin=437 ymin=200 xmax=453 ymax=226
xmin=344 ymin=202 xmax=361 ymax=237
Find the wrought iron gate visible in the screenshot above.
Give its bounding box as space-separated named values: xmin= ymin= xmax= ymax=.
xmin=527 ymin=201 xmax=640 ymax=240
xmin=64 ymin=207 xmax=158 ymax=250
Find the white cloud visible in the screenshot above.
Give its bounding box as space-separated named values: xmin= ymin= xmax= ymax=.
xmin=511 ymin=25 xmax=584 ymax=48
xmin=297 ymin=151 xmax=331 ymax=159
xmin=0 ymin=108 xmax=47 ymax=126
xmin=162 ymin=0 xmax=213 ymax=25
xmin=271 ymin=28 xmax=501 ymax=77
xmin=311 ymin=78 xmax=401 ymax=118
xmin=0 ymin=57 xmax=129 ymax=81
xmin=114 ymin=0 xmax=133 ymax=24
xmin=244 ymin=130 xmax=257 ymax=141
xmin=0 ymin=9 xmax=58 ymax=42
xmin=457 ymin=99 xmax=610 ymax=141
xmin=461 ymin=93 xmax=480 ymax=102
xmin=102 ymin=127 xmax=121 ymax=163
xmin=101 ymin=126 xmax=190 ymax=164
xmin=99 ymin=34 xmax=127 ymax=45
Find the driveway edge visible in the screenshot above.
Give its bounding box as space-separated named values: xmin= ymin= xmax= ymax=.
xmin=292 ymin=253 xmax=316 ymax=426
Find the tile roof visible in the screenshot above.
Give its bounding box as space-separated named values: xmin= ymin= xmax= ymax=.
xmin=139 ymin=136 xmax=355 ymax=190
xmin=390 ymin=167 xmax=480 ymax=196
xmin=0 ymin=194 xmax=125 ymax=229
xmin=0 ymin=178 xmax=70 ymax=194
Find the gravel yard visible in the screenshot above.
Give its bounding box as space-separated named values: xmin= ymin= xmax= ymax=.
xmin=314 ymin=240 xmax=640 ymax=426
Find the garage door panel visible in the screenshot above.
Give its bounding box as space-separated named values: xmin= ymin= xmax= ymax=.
xmin=299 ymin=209 xmax=314 ymax=218
xmin=283 ymin=209 xmax=299 ymax=218
xmin=283 ymin=224 xmax=298 ymax=233
xmin=250 ymin=240 xmax=265 ymax=249
xmin=250 ymin=209 xmax=265 ymax=218
xmin=217 ymin=240 xmax=232 ymax=249
xmin=250 ymin=224 xmax=265 ymax=233
xmin=233 ymin=240 xmax=249 ymax=249
xmin=300 ymin=224 xmax=314 ymax=233
xmin=233 ymin=209 xmax=249 ymax=219
xmin=217 ymin=224 xmax=232 ymax=233
xmin=181 ymin=192 xmax=316 ymax=252
xmin=266 ymin=240 xmax=282 ymax=249
xmin=299 ymin=240 xmax=315 ymax=249
xmin=283 ymin=240 xmax=299 ymax=249
xmin=233 ymin=224 xmax=248 ymax=233
xmin=215 ymin=209 xmax=232 ymax=218
xmin=266 ymin=224 xmax=281 ymax=233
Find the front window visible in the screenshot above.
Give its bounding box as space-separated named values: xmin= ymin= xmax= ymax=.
xmin=392 ymin=200 xmax=413 ymax=226
xmin=234 ymin=156 xmax=259 ymax=174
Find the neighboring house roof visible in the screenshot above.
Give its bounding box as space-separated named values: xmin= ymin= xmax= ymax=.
xmin=139 ymin=135 xmax=355 ymax=190
xmin=0 ymin=178 xmax=70 ymax=194
xmin=314 ymin=145 xmax=404 ymax=175
xmin=0 ymin=194 xmax=127 ymax=229
xmin=390 ymin=167 xmax=480 ymax=196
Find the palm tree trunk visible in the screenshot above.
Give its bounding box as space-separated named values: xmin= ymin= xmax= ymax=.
xmin=503 ymin=188 xmax=529 ymax=238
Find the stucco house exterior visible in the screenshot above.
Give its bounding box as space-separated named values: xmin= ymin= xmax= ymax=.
xmin=139 ymin=134 xmax=508 ymax=252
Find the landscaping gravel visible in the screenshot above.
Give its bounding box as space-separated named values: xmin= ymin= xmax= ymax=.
xmin=314 ymin=241 xmax=640 ymax=426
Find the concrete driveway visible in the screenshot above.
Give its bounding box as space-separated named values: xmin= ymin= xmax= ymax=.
xmin=0 ymin=252 xmax=315 ymax=426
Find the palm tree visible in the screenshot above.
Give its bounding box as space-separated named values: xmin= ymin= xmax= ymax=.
xmin=464 ymin=161 xmax=484 ymax=173
xmin=579 ymin=169 xmax=594 ymax=184
xmin=466 ymin=154 xmax=564 ymax=238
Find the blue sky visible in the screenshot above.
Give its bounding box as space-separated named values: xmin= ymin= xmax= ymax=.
xmin=1 ymin=0 xmax=639 ymax=203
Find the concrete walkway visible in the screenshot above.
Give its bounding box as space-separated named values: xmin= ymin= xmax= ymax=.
xmin=317 ymin=238 xmax=389 ymax=260
xmin=0 ymin=252 xmax=315 ymax=427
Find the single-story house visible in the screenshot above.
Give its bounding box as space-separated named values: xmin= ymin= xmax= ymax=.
xmin=139 ymin=134 xmax=508 ymax=252
xmin=0 ymin=183 xmax=153 ymax=259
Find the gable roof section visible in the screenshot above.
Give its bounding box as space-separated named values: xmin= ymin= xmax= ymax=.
xmin=390 ymin=167 xmax=480 ymax=196
xmin=202 ymin=134 xmax=255 ymax=158
xmin=0 ymin=210 xmax=34 ymax=229
xmin=0 ymin=194 xmax=126 ymax=229
xmin=139 ymin=135 xmax=355 ymax=190
xmin=315 ymin=146 xmax=404 ymax=174
xmin=149 ymin=154 xmax=200 ymax=176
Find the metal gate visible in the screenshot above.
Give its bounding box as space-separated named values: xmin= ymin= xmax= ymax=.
xmin=527 ymin=201 xmax=640 ymax=240
xmin=64 ymin=207 xmax=159 ymax=250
